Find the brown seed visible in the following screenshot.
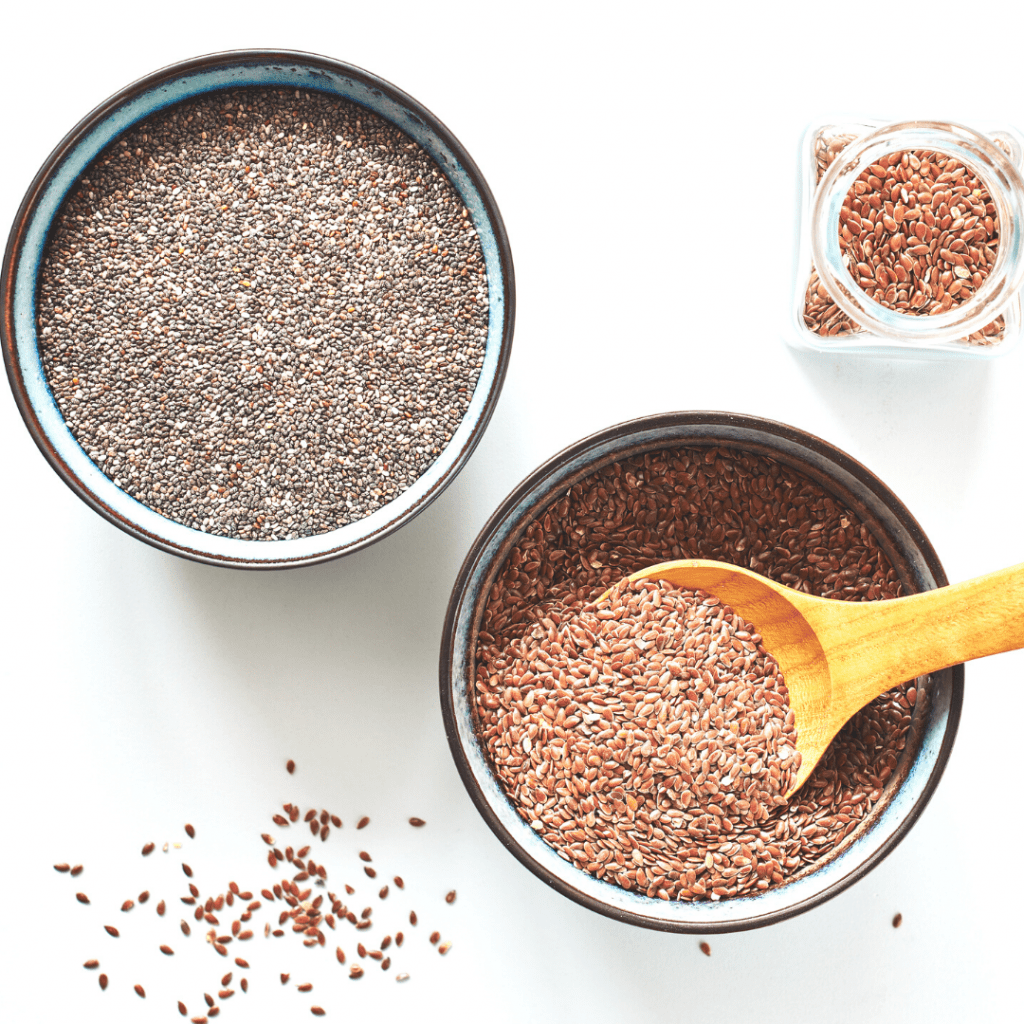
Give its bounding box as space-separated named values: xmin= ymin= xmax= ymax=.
xmin=409 ymin=817 xmax=426 ymax=827
xmin=83 ymin=959 xmax=99 ymax=969
xmin=238 ymin=930 xmax=253 ymax=941
xmin=267 ymin=851 xmax=276 ymax=868
xmin=379 ymin=885 xmax=389 ymax=900
xmin=445 ymin=890 xmax=456 ymax=904
xmin=298 ymin=983 xmax=313 ymax=992
xmin=161 ymin=944 xmax=175 ymax=955
xmin=71 ymin=865 xmax=83 ymax=876
xmin=893 ymin=912 xmax=903 ymax=928
xmin=214 ymin=943 xmax=228 ymax=956
xmin=358 ymin=851 xmax=372 ymax=862
xmin=157 ymin=900 xmax=166 ymax=916
xmin=104 ymin=925 xmax=119 ymax=937
xmin=310 ymin=820 xmax=320 ymax=836
xmin=54 ymin=863 xmax=70 ymax=872
xmin=240 ymin=978 xmax=248 ymax=993
xmin=381 ymin=956 xmax=391 ymax=970
xmin=138 ymin=890 xmax=150 ymax=903
xmin=262 ymin=833 xmax=276 ymax=846
xmin=429 ymin=931 xmax=440 ymax=944
xmin=99 ymin=974 xmax=108 ymax=990
xmin=219 ymin=989 xmax=234 ymax=999
xmin=409 ymin=911 xmax=417 ymax=926
xmin=356 ymin=816 xmax=370 ymax=829
xmin=330 ymin=815 xmax=342 ymax=828
xmin=182 ymin=864 xmax=193 ymax=877
xmin=364 ymin=866 xmax=377 ymax=878
xmin=221 ymin=973 xmax=232 ymax=985
xmin=185 ymin=824 xmax=195 ymax=839
xmin=344 ymin=884 xmax=354 ymax=895
xmin=396 ymin=932 xmax=404 ymax=946
xmin=438 ymin=941 xmax=452 ymax=955
xmin=178 ymin=1001 xmax=188 ymax=1015
xmin=205 ymin=993 xmax=215 ymax=1007
xmin=76 ymin=892 xmax=90 ymax=904
xmin=349 ymin=965 xmax=364 ymax=979
xmin=135 ymin=984 xmax=146 ymax=998
xmin=357 ymin=943 xmax=367 ymax=957
xmin=297 ymin=845 xmax=311 ymax=858
xmin=189 ymin=883 xmax=199 ymax=898
xmin=191 ymin=1018 xmax=207 ymax=1024
xmin=286 ymin=759 xmax=296 ymax=774
xmin=700 ymin=942 xmax=711 ymax=956
xmin=312 ymin=1009 xmax=325 ymax=1017
xmin=393 ymin=876 xmax=404 ymax=889
xmin=273 ymin=814 xmax=289 ymax=826
xmin=181 ymin=920 xmax=191 ymax=936
xmin=281 ymin=973 xmax=291 ymax=984
xmin=304 ymin=809 xmax=317 ymax=822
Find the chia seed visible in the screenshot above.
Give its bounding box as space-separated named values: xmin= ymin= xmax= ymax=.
xmin=37 ymin=87 xmax=489 ymax=540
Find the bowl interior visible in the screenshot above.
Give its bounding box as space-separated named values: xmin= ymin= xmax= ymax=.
xmin=441 ymin=413 xmax=962 ymax=932
xmin=3 ymin=51 xmax=512 ymax=567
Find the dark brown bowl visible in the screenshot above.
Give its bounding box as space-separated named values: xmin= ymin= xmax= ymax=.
xmin=1 ymin=49 xmax=514 ymax=568
xmin=439 ymin=412 xmax=962 ymax=932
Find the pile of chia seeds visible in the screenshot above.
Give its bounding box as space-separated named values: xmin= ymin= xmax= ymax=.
xmin=37 ymin=87 xmax=489 ymax=540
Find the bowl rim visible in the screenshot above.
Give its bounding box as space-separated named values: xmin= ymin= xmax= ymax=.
xmin=439 ymin=410 xmax=964 ymax=932
xmin=1 ymin=48 xmax=515 ymax=569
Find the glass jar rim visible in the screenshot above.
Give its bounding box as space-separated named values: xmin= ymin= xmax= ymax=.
xmin=810 ymin=120 xmax=1024 ymax=344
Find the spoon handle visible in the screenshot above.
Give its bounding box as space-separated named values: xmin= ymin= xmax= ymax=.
xmin=800 ymin=561 xmax=1024 ymax=722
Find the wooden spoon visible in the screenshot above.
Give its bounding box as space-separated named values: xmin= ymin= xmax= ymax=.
xmin=603 ymin=559 xmax=1024 ymax=797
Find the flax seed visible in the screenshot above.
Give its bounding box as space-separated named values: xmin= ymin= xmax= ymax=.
xmin=185 ymin=824 xmax=195 ymax=839
xmin=161 ymin=944 xmax=175 ymax=955
xmin=349 ymin=965 xmax=364 ymax=979
xmin=157 ymin=900 xmax=166 ymax=916
xmin=134 ymin=984 xmax=146 ymax=997
xmin=70 ymin=865 xmax=83 ymax=876
xmin=287 ymin=760 xmax=296 ymax=775
xmin=138 ymin=890 xmax=150 ymax=903
xmin=104 ymin=925 xmax=119 ymax=937
xmin=356 ymin=817 xmax=370 ymax=830
xmin=700 ymin=942 xmax=711 ymax=956
xmin=181 ymin=920 xmax=191 ymax=936
xmin=297 ymin=983 xmax=313 ymax=992
xmin=54 ymin=863 xmax=70 ymax=872
xmin=445 ymin=890 xmax=456 ymax=904
xmin=438 ymin=941 xmax=452 ymax=955
xmin=893 ymin=912 xmax=903 ymax=928
xmin=76 ymin=893 xmax=90 ymax=904
xmin=98 ymin=974 xmax=108 ymax=990
xmin=182 ymin=864 xmax=193 ymax=878
xmin=179 ymin=1001 xmax=188 ymax=1015
xmin=83 ymin=959 xmax=99 ymax=969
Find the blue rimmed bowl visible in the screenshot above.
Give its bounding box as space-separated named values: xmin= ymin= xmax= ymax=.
xmin=440 ymin=412 xmax=962 ymax=932
xmin=1 ymin=49 xmax=514 ymax=569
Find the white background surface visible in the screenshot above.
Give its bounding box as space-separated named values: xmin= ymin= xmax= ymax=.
xmin=2 ymin=2 xmax=1022 ymax=1022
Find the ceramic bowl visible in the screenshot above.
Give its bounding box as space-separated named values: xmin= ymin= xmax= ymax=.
xmin=440 ymin=412 xmax=962 ymax=932
xmin=1 ymin=49 xmax=514 ymax=568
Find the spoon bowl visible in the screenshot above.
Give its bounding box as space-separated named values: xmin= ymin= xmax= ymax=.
xmin=610 ymin=558 xmax=1024 ymax=795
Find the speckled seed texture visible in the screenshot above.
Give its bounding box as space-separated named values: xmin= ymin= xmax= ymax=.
xmin=38 ymin=87 xmax=488 ymax=540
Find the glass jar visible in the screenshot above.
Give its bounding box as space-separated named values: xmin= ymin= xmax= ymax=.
xmin=790 ymin=119 xmax=1024 ymax=358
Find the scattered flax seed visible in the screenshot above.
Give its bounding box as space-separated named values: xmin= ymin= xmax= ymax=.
xmin=142 ymin=842 xmax=155 ymax=856
xmin=235 ymin=955 xmax=250 ymax=968
xmin=205 ymin=993 xmax=215 ymax=1007
xmin=238 ymin=930 xmax=253 ymax=941
xmin=71 ymin=865 xmax=83 ymax=877
xmin=161 ymin=945 xmax=175 ymax=955
xmin=297 ymin=983 xmax=313 ymax=992
xmin=104 ymin=925 xmax=119 ymax=937
xmin=76 ymin=893 xmax=90 ymax=904
xmin=396 ymin=973 xmax=410 ymax=982
xmin=54 ymin=863 xmax=70 ymax=872
xmin=429 ymin=931 xmax=440 ymax=945
xmin=185 ymin=824 xmax=196 ymax=839
xmin=394 ymin=876 xmax=404 ymax=889
xmin=178 ymin=1001 xmax=188 ymax=1015
xmin=281 ymin=974 xmax=291 ymax=984
xmin=409 ymin=818 xmax=426 ymax=827
xmin=357 ymin=943 xmax=367 ymax=958
xmin=369 ymin=950 xmax=384 ymax=961
xmin=191 ymin=1018 xmax=208 ymax=1024
xmin=182 ymin=864 xmax=193 ymax=878
xmin=287 ymin=760 xmax=296 ymax=775
xmin=98 ymin=974 xmax=108 ymax=990
xmin=157 ymin=900 xmax=166 ymax=916
xmin=336 ymin=947 xmax=346 ymax=963
xmin=364 ymin=867 xmax=377 ymax=878
xmin=240 ymin=978 xmax=248 ymax=993
xmin=121 ymin=899 xmax=134 ymax=912
xmin=331 ymin=816 xmax=342 ymax=828
xmin=134 ymin=984 xmax=146 ymax=998
xmin=359 ymin=851 xmax=372 ymax=863
xmin=304 ymin=810 xmax=317 ymax=823
xmin=349 ymin=965 xmax=365 ymax=979
xmin=356 ymin=817 xmax=370 ymax=830
xmin=379 ymin=886 xmax=389 ymax=900
xmin=445 ymin=890 xmax=456 ymax=904
xmin=189 ymin=884 xmax=200 ymax=898
xmin=138 ymin=890 xmax=150 ymax=903
xmin=273 ymin=815 xmax=289 ymax=827
xmin=298 ymin=846 xmax=311 ymax=858
xmin=345 ymin=885 xmax=355 ymax=895
xmin=396 ymin=932 xmax=404 ymax=947
xmin=181 ymin=920 xmax=191 ymax=936
xmin=381 ymin=957 xmax=391 ymax=970
xmin=262 ymin=834 xmax=276 ymax=846
xmin=438 ymin=941 xmax=452 ymax=955
xmin=261 ymin=889 xmax=275 ymax=901
xmin=83 ymin=960 xmax=99 ymax=969
xmin=893 ymin=912 xmax=903 ymax=928
xmin=222 ymin=973 xmax=232 ymax=986
xmin=312 ymin=1009 xmax=326 ymax=1017
xmin=700 ymin=942 xmax=711 ymax=957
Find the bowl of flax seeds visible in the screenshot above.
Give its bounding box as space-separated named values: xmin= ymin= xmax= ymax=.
xmin=440 ymin=412 xmax=962 ymax=932
xmin=1 ymin=49 xmax=514 ymax=568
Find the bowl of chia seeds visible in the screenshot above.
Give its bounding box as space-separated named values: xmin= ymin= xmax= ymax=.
xmin=2 ymin=49 xmax=514 ymax=568
xmin=440 ymin=412 xmax=963 ymax=932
